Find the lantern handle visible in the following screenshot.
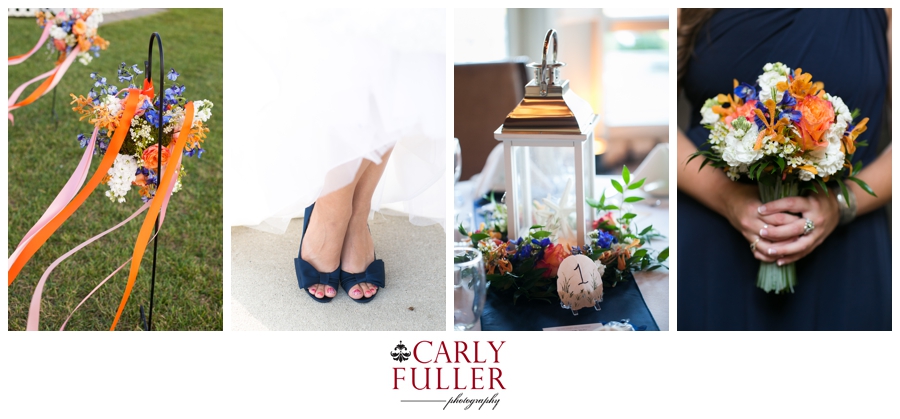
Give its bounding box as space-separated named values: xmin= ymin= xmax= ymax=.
xmin=539 ymin=29 xmax=559 ymax=96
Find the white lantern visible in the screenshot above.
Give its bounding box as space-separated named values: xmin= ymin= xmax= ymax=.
xmin=495 ymin=29 xmax=599 ymax=248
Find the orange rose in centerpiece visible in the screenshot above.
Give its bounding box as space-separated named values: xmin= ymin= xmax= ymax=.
xmin=795 ymin=95 xmax=834 ymax=151
xmin=142 ymin=144 xmax=171 ymax=170
xmin=536 ymin=243 xmax=571 ymax=278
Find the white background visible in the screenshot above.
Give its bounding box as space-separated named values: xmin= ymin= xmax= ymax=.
xmin=3 ymin=2 xmax=897 ymax=417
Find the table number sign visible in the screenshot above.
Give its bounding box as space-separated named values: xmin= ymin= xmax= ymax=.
xmin=557 ymin=254 xmax=604 ymax=314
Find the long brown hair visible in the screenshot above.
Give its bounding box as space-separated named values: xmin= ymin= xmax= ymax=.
xmin=677 ymin=9 xmax=718 ymax=90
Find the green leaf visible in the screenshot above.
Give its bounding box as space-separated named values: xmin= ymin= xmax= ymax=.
xmin=776 ymin=157 xmax=785 ymax=172
xmin=458 ymin=223 xmax=468 ymax=237
xmin=632 ymin=249 xmax=648 ymax=260
xmin=699 ymin=159 xmax=712 ymax=171
xmin=815 ymin=177 xmax=829 ymax=196
xmin=639 ymin=226 xmax=653 ymax=236
xmin=621 ymin=213 xmax=637 ymax=220
xmin=531 ymin=230 xmax=551 ymax=239
xmin=529 ymin=225 xmax=544 ymax=230
xmin=627 ymin=178 xmax=646 ymax=190
xmin=853 ymin=161 xmax=862 ymax=175
xmin=624 ymin=196 xmax=644 ymax=203
xmin=657 ymin=248 xmax=669 ymax=262
xmin=599 ymin=189 xmax=606 ymax=206
xmin=622 ymin=166 xmax=631 ymax=185
xmin=838 ymin=181 xmax=850 ymax=206
xmin=605 ymin=205 xmax=619 ymax=211
xmin=647 ymin=265 xmax=661 ymax=271
xmin=611 ymin=179 xmax=623 ymax=194
xmin=470 ymin=233 xmax=489 ymax=243
xmin=848 ymin=176 xmax=877 ymax=197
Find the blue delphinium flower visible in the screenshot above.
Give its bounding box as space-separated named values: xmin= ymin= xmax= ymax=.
xmin=167 ymin=68 xmax=180 ymax=81
xmin=144 ymin=108 xmax=171 ymax=126
xmin=131 ymin=64 xmax=143 ymax=74
xmin=596 ymin=230 xmax=616 ymax=249
xmin=76 ymin=133 xmax=88 ymax=148
xmin=107 ymin=85 xmax=118 ymax=96
xmin=733 ymin=82 xmax=758 ymax=101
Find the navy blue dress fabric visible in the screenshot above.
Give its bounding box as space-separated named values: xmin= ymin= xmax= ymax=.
xmin=678 ymin=9 xmax=891 ymax=330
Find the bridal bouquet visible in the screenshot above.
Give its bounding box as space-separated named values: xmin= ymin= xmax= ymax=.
xmin=36 ymin=8 xmax=108 ymax=65
xmin=689 ymin=62 xmax=874 ymax=293
xmin=70 ymin=63 xmax=214 ymax=203
xmin=460 ymin=166 xmax=668 ymax=304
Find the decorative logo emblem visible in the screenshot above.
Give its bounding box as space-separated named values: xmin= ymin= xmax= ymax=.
xmin=391 ymin=341 xmax=412 ymax=363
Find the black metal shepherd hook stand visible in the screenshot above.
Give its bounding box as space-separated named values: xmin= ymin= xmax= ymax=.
xmin=140 ymin=32 xmax=164 ymax=331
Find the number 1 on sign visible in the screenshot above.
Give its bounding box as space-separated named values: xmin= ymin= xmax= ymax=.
xmin=574 ymin=264 xmax=588 ymax=285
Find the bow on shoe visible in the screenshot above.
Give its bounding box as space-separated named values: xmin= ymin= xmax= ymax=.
xmin=296 ymin=258 xmax=341 ymax=290
xmin=340 ymin=259 xmax=386 ymax=290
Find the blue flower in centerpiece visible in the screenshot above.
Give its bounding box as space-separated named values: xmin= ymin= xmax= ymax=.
xmin=90 ymin=45 xmax=100 ymax=57
xmin=107 ymin=85 xmax=118 ymax=95
xmin=596 ymin=230 xmax=616 ymax=249
xmin=167 ymin=68 xmax=180 ymax=81
xmin=76 ymin=133 xmax=88 ymax=148
xmin=131 ymin=64 xmax=143 ymax=74
xmin=89 ymin=72 xmax=97 ymax=79
xmin=733 ymin=82 xmax=758 ymax=101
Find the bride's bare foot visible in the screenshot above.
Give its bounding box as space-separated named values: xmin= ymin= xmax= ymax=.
xmin=300 ymin=204 xmax=348 ymax=299
xmin=340 ymin=212 xmax=377 ymax=299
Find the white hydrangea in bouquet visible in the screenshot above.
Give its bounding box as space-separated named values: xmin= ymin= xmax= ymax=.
xmin=689 ymin=62 xmax=875 ymax=294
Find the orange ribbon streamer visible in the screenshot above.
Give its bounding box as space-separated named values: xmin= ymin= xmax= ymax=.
xmin=109 ymin=101 xmax=194 ymax=331
xmin=8 ymin=89 xmax=141 ymax=285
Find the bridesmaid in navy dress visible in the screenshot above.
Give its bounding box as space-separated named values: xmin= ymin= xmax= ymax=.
xmin=676 ymin=9 xmax=892 ymax=330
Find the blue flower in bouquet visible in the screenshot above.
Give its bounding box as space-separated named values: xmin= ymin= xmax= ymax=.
xmin=167 ymin=68 xmax=180 ymax=81
xmin=143 ymin=108 xmax=170 ymax=126
xmin=734 ymin=83 xmax=757 ymax=101
xmin=76 ymin=133 xmax=88 ymax=148
xmin=596 ymin=230 xmax=616 ymax=249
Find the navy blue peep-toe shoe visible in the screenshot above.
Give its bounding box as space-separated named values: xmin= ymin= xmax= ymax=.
xmin=295 ymin=203 xmax=341 ymax=303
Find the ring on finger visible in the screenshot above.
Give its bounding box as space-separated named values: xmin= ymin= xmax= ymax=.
xmin=750 ymin=238 xmax=760 ymax=252
xmin=802 ymin=218 xmax=815 ymax=235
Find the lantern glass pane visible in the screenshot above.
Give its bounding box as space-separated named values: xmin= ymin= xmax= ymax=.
xmin=509 ymin=145 xmax=577 ymax=241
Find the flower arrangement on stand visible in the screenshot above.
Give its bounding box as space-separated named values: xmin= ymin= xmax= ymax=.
xmin=36 ymin=8 xmax=108 ymax=65
xmin=689 ymin=62 xmax=875 ymax=294
xmin=460 ymin=166 xmax=669 ymax=305
xmin=70 ymin=63 xmax=214 ymax=203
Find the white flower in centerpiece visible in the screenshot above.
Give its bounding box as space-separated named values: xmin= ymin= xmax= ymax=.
xmin=721 ymin=117 xmax=763 ymax=167
xmin=101 ymin=95 xmax=121 ymax=116
xmin=700 ymin=97 xmax=721 ymax=125
xmin=105 ymin=154 xmax=139 ymax=203
xmin=726 ymin=167 xmax=741 ymax=181
xmin=533 ymin=178 xmax=577 ymax=249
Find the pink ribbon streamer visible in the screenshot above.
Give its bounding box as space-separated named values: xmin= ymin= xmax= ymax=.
xmin=29 ymin=150 xmax=185 ymax=331
xmin=8 ymin=24 xmax=52 ymax=66
xmin=8 ymin=50 xmax=79 ymax=122
xmin=9 ymin=127 xmax=99 ymax=270
xmin=28 ymin=201 xmax=151 ymax=331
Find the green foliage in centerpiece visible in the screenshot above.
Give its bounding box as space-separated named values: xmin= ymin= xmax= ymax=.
xmin=460 ymin=166 xmax=669 ymax=304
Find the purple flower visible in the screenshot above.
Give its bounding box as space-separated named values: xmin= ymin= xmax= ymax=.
xmin=167 ymin=68 xmax=180 ymax=81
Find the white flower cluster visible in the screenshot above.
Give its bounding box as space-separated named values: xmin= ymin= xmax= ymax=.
xmin=720 ymin=117 xmax=763 ymax=170
xmin=129 ymin=118 xmax=155 ymax=152
xmin=105 ymin=154 xmax=139 ymax=203
xmin=757 ymin=62 xmax=791 ymax=103
xmin=699 ymin=97 xmax=721 ymax=125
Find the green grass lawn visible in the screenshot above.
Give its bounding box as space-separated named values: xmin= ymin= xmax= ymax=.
xmin=7 ymin=9 xmax=223 ymax=331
